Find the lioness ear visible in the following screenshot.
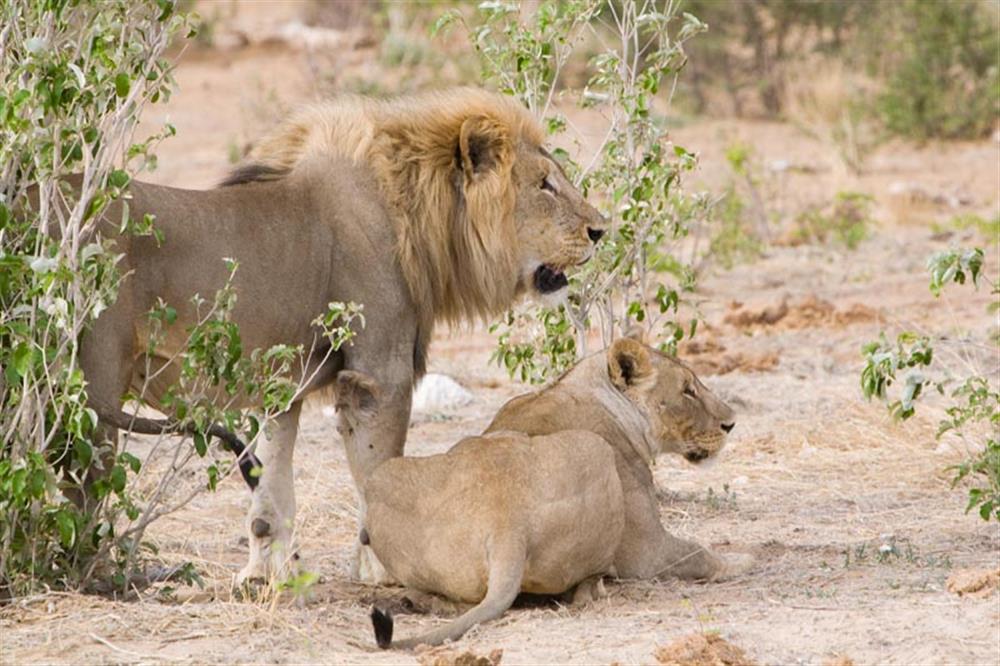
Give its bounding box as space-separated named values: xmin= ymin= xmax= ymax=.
xmin=608 ymin=338 xmax=654 ymax=391
xmin=335 ymin=370 xmax=380 ymax=416
xmin=458 ymin=115 xmax=509 ymax=179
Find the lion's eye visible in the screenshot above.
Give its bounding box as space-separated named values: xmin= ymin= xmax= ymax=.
xmin=540 ymin=176 xmax=556 ymax=194
xmin=682 ymin=385 xmax=696 ymax=398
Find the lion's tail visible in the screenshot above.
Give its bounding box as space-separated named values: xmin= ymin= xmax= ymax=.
xmin=370 ymin=540 xmax=525 ymax=650
xmin=98 ymin=409 xmax=262 ymax=490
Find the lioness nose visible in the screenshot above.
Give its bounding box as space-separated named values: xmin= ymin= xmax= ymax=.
xmin=721 ymin=422 xmax=735 ymax=433
xmin=587 ymin=227 xmax=604 ymax=243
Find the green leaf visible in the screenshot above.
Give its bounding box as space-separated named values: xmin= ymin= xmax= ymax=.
xmin=110 ymin=465 xmax=126 ymax=494
xmin=431 ymin=10 xmax=459 ymax=36
xmin=119 ymin=452 xmax=142 ymax=474
xmin=193 ymin=431 xmax=208 ymax=457
xmin=114 ymin=73 xmax=131 ymax=98
xmin=75 ymin=440 xmax=93 ymax=468
xmin=12 ymin=342 xmax=32 ymax=379
xmin=108 ymin=169 xmax=130 ymax=188
xmin=55 ymin=512 xmax=76 ymax=548
xmin=28 ymin=468 xmax=46 ymax=498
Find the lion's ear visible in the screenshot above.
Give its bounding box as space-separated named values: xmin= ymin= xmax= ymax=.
xmin=335 ymin=370 xmax=380 ymax=416
xmin=622 ymin=324 xmax=647 ymax=343
xmin=458 ymin=115 xmax=509 ymax=178
xmin=607 ymin=338 xmax=654 ymax=391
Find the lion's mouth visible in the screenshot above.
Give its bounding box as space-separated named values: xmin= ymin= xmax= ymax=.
xmin=533 ymin=265 xmax=568 ymax=294
xmin=684 ymin=449 xmax=710 ymax=463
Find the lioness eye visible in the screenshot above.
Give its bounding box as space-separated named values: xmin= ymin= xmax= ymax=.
xmin=540 ymin=176 xmax=556 ymax=193
xmin=682 ymin=385 xmax=696 ymax=398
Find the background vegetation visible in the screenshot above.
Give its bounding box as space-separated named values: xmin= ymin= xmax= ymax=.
xmin=1 ymin=0 xmax=997 ymax=601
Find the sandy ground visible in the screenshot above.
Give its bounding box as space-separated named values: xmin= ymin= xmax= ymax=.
xmin=2 ymin=3 xmax=999 ymax=665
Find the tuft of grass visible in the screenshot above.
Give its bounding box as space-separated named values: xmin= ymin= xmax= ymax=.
xmin=792 ymin=191 xmax=875 ymax=250
xmin=945 ymin=213 xmax=1000 ymax=246
xmin=709 ymin=189 xmax=764 ymax=269
xmin=704 ymin=483 xmax=738 ymax=511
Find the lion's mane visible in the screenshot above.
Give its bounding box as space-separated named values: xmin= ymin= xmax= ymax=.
xmin=221 ymin=89 xmax=545 ymax=333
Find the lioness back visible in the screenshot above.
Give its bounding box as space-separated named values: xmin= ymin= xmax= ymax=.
xmin=363 ymin=431 xmax=624 ymax=602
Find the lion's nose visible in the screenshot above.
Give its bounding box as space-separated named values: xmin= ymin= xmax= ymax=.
xmin=721 ymin=422 xmax=735 ymax=433
xmin=587 ymin=227 xmax=604 ymax=243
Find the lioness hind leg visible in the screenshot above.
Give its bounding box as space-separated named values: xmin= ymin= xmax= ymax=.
xmin=352 ymin=517 xmax=396 ymax=584
xmin=238 ymin=401 xmax=302 ymax=586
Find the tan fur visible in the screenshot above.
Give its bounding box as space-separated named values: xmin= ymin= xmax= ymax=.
xmin=347 ymin=337 xmax=750 ymax=649
xmin=235 ymin=88 xmax=599 ymax=329
xmin=488 ymin=336 xmax=751 ymax=582
xmin=66 ymin=88 xmax=605 ymax=583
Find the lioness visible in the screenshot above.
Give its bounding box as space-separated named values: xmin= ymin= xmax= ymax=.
xmin=64 ymin=89 xmax=605 ymax=582
xmin=337 ymin=336 xmax=745 ymax=649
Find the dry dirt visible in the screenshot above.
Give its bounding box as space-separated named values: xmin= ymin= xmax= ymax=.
xmin=2 ymin=3 xmax=999 ymax=665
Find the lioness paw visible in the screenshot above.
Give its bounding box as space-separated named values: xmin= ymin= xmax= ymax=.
xmin=568 ymin=576 xmax=609 ymax=605
xmin=711 ymin=552 xmax=755 ymax=581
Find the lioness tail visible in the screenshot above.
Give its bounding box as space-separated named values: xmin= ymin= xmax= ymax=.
xmin=371 ymin=606 xmax=394 ymax=649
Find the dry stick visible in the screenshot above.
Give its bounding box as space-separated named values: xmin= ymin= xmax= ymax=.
xmin=88 ymin=632 xmax=170 ymax=661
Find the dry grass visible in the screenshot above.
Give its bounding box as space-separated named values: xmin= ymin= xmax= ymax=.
xmin=781 ymin=56 xmax=878 ymax=179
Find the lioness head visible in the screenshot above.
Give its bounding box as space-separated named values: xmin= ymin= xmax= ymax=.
xmin=607 ymin=337 xmax=736 ymax=463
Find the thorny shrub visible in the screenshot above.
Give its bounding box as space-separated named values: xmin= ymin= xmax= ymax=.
xmin=861 ymin=247 xmax=999 ymax=521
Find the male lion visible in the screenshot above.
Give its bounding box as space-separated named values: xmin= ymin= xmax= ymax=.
xmin=70 ymin=88 xmax=605 ymax=583
xmin=337 ymin=335 xmax=749 ymax=649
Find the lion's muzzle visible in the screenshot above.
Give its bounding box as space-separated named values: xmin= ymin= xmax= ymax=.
xmin=534 ymin=264 xmax=568 ymax=293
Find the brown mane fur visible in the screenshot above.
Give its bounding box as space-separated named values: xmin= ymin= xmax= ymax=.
xmin=222 ymin=89 xmax=546 ymax=331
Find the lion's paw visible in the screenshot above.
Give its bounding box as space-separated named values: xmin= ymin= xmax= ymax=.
xmin=236 ymin=522 xmax=299 ymax=588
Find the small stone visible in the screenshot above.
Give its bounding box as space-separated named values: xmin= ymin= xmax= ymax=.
xmin=412 ymin=373 xmax=473 ymax=413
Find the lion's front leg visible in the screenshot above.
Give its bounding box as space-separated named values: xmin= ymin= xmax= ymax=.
xmin=237 ymin=401 xmax=302 ymax=586
xmin=615 ymin=475 xmax=752 ymax=582
xmin=651 ymin=531 xmax=728 ymax=581
xmin=336 ymin=362 xmax=412 ymax=583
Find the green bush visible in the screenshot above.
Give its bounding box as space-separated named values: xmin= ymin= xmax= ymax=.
xmin=876 ymin=0 xmax=999 ymax=141
xmin=0 ymin=0 xmax=191 ymax=598
xmin=861 ymin=247 xmax=999 ymax=521
xmin=0 ymin=0 xmax=362 ymax=597
xmin=706 ymin=142 xmax=770 ymax=270
xmin=675 ymin=0 xmax=998 ymax=141
xmin=437 ymin=0 xmax=708 ymax=382
xmin=793 ymin=191 xmax=874 ymax=250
